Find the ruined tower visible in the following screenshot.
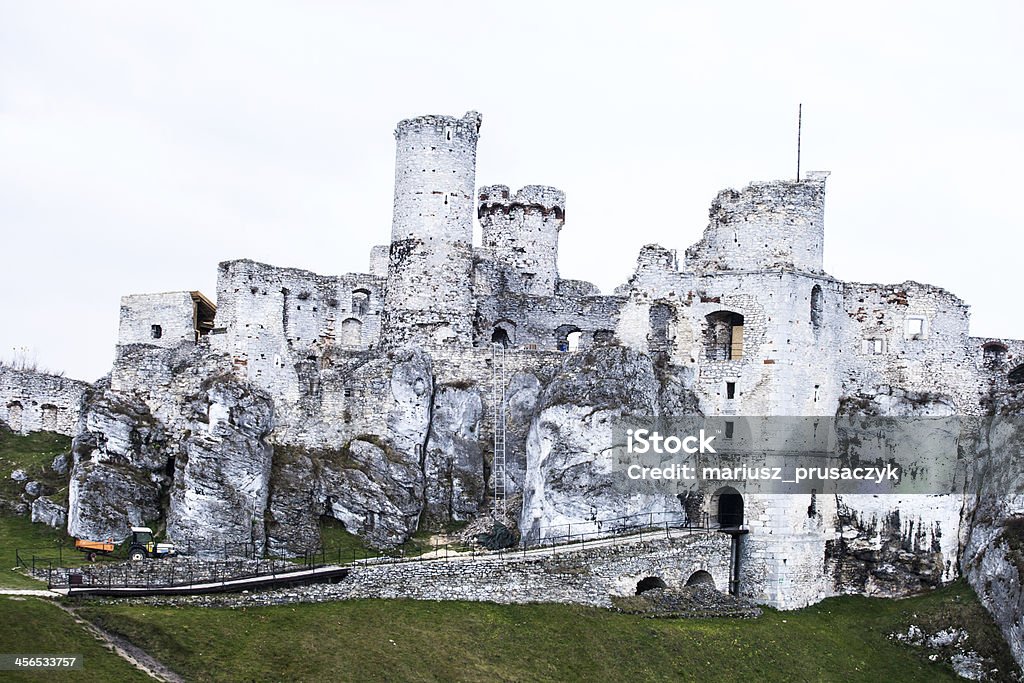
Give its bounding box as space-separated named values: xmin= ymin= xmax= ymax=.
xmin=382 ymin=111 xmax=482 ymax=346
xmin=685 ymin=173 xmax=829 ymax=274
xmin=478 ymin=185 xmax=565 ymax=297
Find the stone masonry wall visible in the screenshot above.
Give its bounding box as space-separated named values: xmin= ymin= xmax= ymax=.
xmin=0 ymin=366 xmax=90 ymax=435
xmin=333 ymin=532 xmax=732 ymax=607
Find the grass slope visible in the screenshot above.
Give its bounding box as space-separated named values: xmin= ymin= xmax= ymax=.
xmin=77 ymin=581 xmax=1017 ymax=683
xmin=0 ymin=597 xmax=151 ymax=682
xmin=0 ymin=430 xmax=71 ymax=507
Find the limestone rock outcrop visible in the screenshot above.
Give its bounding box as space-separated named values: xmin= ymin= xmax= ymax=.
xmin=522 ymin=346 xmax=697 ymax=542
xmin=167 ymin=376 xmax=275 ymax=557
xmin=422 ymin=385 xmax=485 ymax=526
xmin=67 ymin=387 xmax=168 ymax=542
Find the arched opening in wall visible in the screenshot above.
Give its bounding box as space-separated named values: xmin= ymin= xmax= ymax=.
xmin=552 ymin=206 xmax=564 ymax=221
xmin=6 ymin=401 xmax=23 ymax=433
xmin=340 ymin=318 xmax=362 ymax=347
xmin=649 ymin=302 xmax=675 ymax=353
xmin=1009 ymin=365 xmax=1024 ymax=385
xmin=593 ymin=329 xmax=615 ymax=345
xmin=40 ymin=404 xmax=58 ymax=431
xmin=491 ymin=328 xmax=511 ymax=348
xmin=491 ymin=320 xmax=516 ymax=348
xmin=351 ymin=289 xmax=371 ymax=317
xmin=555 ymin=325 xmax=582 ymax=352
xmin=704 ymin=311 xmax=744 ymax=361
xmin=635 ymin=576 xmax=667 ymax=595
xmin=151 ymin=324 xmax=162 ymax=340
xmin=685 ymin=570 xmax=715 ymax=589
xmin=983 ymin=342 xmax=1008 ymax=365
xmin=710 ymin=486 xmax=744 ymax=528
xmin=810 ymin=285 xmax=823 ymax=331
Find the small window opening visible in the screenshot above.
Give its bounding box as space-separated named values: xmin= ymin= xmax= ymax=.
xmin=649 ymin=302 xmax=675 ymax=353
xmin=725 ymin=421 xmax=734 ymax=439
xmin=810 ymin=285 xmax=823 ymax=330
xmin=151 ymin=324 xmax=162 ymax=339
xmin=725 ymin=382 xmax=736 ymax=399
xmin=983 ymin=342 xmax=1008 ymax=364
xmin=351 ymin=289 xmax=371 ymax=316
xmin=905 ymin=316 xmax=925 ymax=340
xmin=1009 ymin=365 xmax=1024 ymax=385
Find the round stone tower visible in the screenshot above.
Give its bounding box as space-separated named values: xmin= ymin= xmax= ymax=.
xmin=382 ymin=111 xmax=482 ymax=346
xmin=478 ymin=185 xmax=565 ymax=297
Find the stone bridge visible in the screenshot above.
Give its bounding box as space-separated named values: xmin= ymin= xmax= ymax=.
xmin=332 ymin=529 xmax=734 ymax=607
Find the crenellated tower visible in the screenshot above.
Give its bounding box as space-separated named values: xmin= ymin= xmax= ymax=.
xmin=478 ymin=184 xmax=565 ymax=296
xmin=382 ymin=111 xmax=482 ymax=346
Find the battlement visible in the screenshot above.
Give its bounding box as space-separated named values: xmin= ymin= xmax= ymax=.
xmin=478 ymin=185 xmax=565 ymax=220
xmin=394 ymin=111 xmax=482 ymax=141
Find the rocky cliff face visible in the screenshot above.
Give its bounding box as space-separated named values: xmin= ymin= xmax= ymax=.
xmin=962 ymin=389 xmax=1024 ymax=668
xmin=521 ymin=346 xmax=700 ymax=542
xmin=68 ymin=384 xmax=168 ymax=542
xmin=166 ymin=377 xmax=275 ymax=557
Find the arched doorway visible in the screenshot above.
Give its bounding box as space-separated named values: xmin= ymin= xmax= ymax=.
xmin=635 ymin=576 xmax=667 ymax=595
xmin=685 ymin=570 xmax=715 ymax=589
xmin=711 ymin=486 xmax=744 ymax=528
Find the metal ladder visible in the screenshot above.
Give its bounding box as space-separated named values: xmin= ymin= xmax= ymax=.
xmin=491 ymin=343 xmax=507 ymax=519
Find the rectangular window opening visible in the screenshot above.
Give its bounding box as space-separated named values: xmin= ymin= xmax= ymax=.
xmin=726 ymin=382 xmax=736 ymax=399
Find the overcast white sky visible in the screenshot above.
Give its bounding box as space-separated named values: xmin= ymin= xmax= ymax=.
xmin=1 ymin=2 xmax=1022 ymax=381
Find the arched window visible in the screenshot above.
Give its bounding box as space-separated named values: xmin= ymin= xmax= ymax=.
xmin=555 ymin=325 xmax=582 ymax=352
xmin=705 ymin=312 xmax=744 ymax=360
xmin=351 ymin=289 xmax=371 ymax=316
xmin=810 ymin=285 xmax=823 ymax=330
xmin=983 ymin=342 xmax=1008 ymax=364
xmin=491 ymin=320 xmax=516 ymax=348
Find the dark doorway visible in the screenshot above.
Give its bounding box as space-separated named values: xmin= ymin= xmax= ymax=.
xmin=718 ymin=491 xmax=744 ymax=528
xmin=635 ymin=576 xmax=667 ymax=595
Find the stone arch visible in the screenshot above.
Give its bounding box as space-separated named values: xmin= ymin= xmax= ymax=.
xmin=1009 ymin=364 xmax=1024 ymax=385
xmin=351 ymin=288 xmax=371 ymax=316
xmin=649 ymin=301 xmax=675 ymax=353
xmin=704 ymin=311 xmax=744 ymax=360
xmin=685 ymin=570 xmax=715 ymax=589
xmin=710 ymin=485 xmax=744 ymax=528
xmin=555 ymin=324 xmax=582 ymax=352
xmin=491 ymin=319 xmax=516 ymax=347
xmin=40 ymin=404 xmax=58 ymax=431
xmin=635 ymin=576 xmax=667 ymax=595
xmin=983 ymin=342 xmax=1008 ymax=364
xmin=340 ymin=318 xmax=362 ymax=347
xmin=6 ymin=401 xmax=23 ymax=433
xmin=810 ymin=285 xmax=823 ymax=330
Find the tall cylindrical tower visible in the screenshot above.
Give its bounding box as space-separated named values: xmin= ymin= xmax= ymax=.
xmin=382 ymin=111 xmax=482 ymax=347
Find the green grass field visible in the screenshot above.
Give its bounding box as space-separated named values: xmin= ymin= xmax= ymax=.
xmin=75 ymin=581 xmax=1017 ymax=683
xmin=0 ymin=597 xmax=151 ymax=682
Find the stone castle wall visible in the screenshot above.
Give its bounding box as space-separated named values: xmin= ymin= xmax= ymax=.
xmin=0 ymin=366 xmax=90 ymax=436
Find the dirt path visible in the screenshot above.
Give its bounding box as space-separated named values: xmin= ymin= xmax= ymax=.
xmin=40 ymin=597 xmax=184 ymax=682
